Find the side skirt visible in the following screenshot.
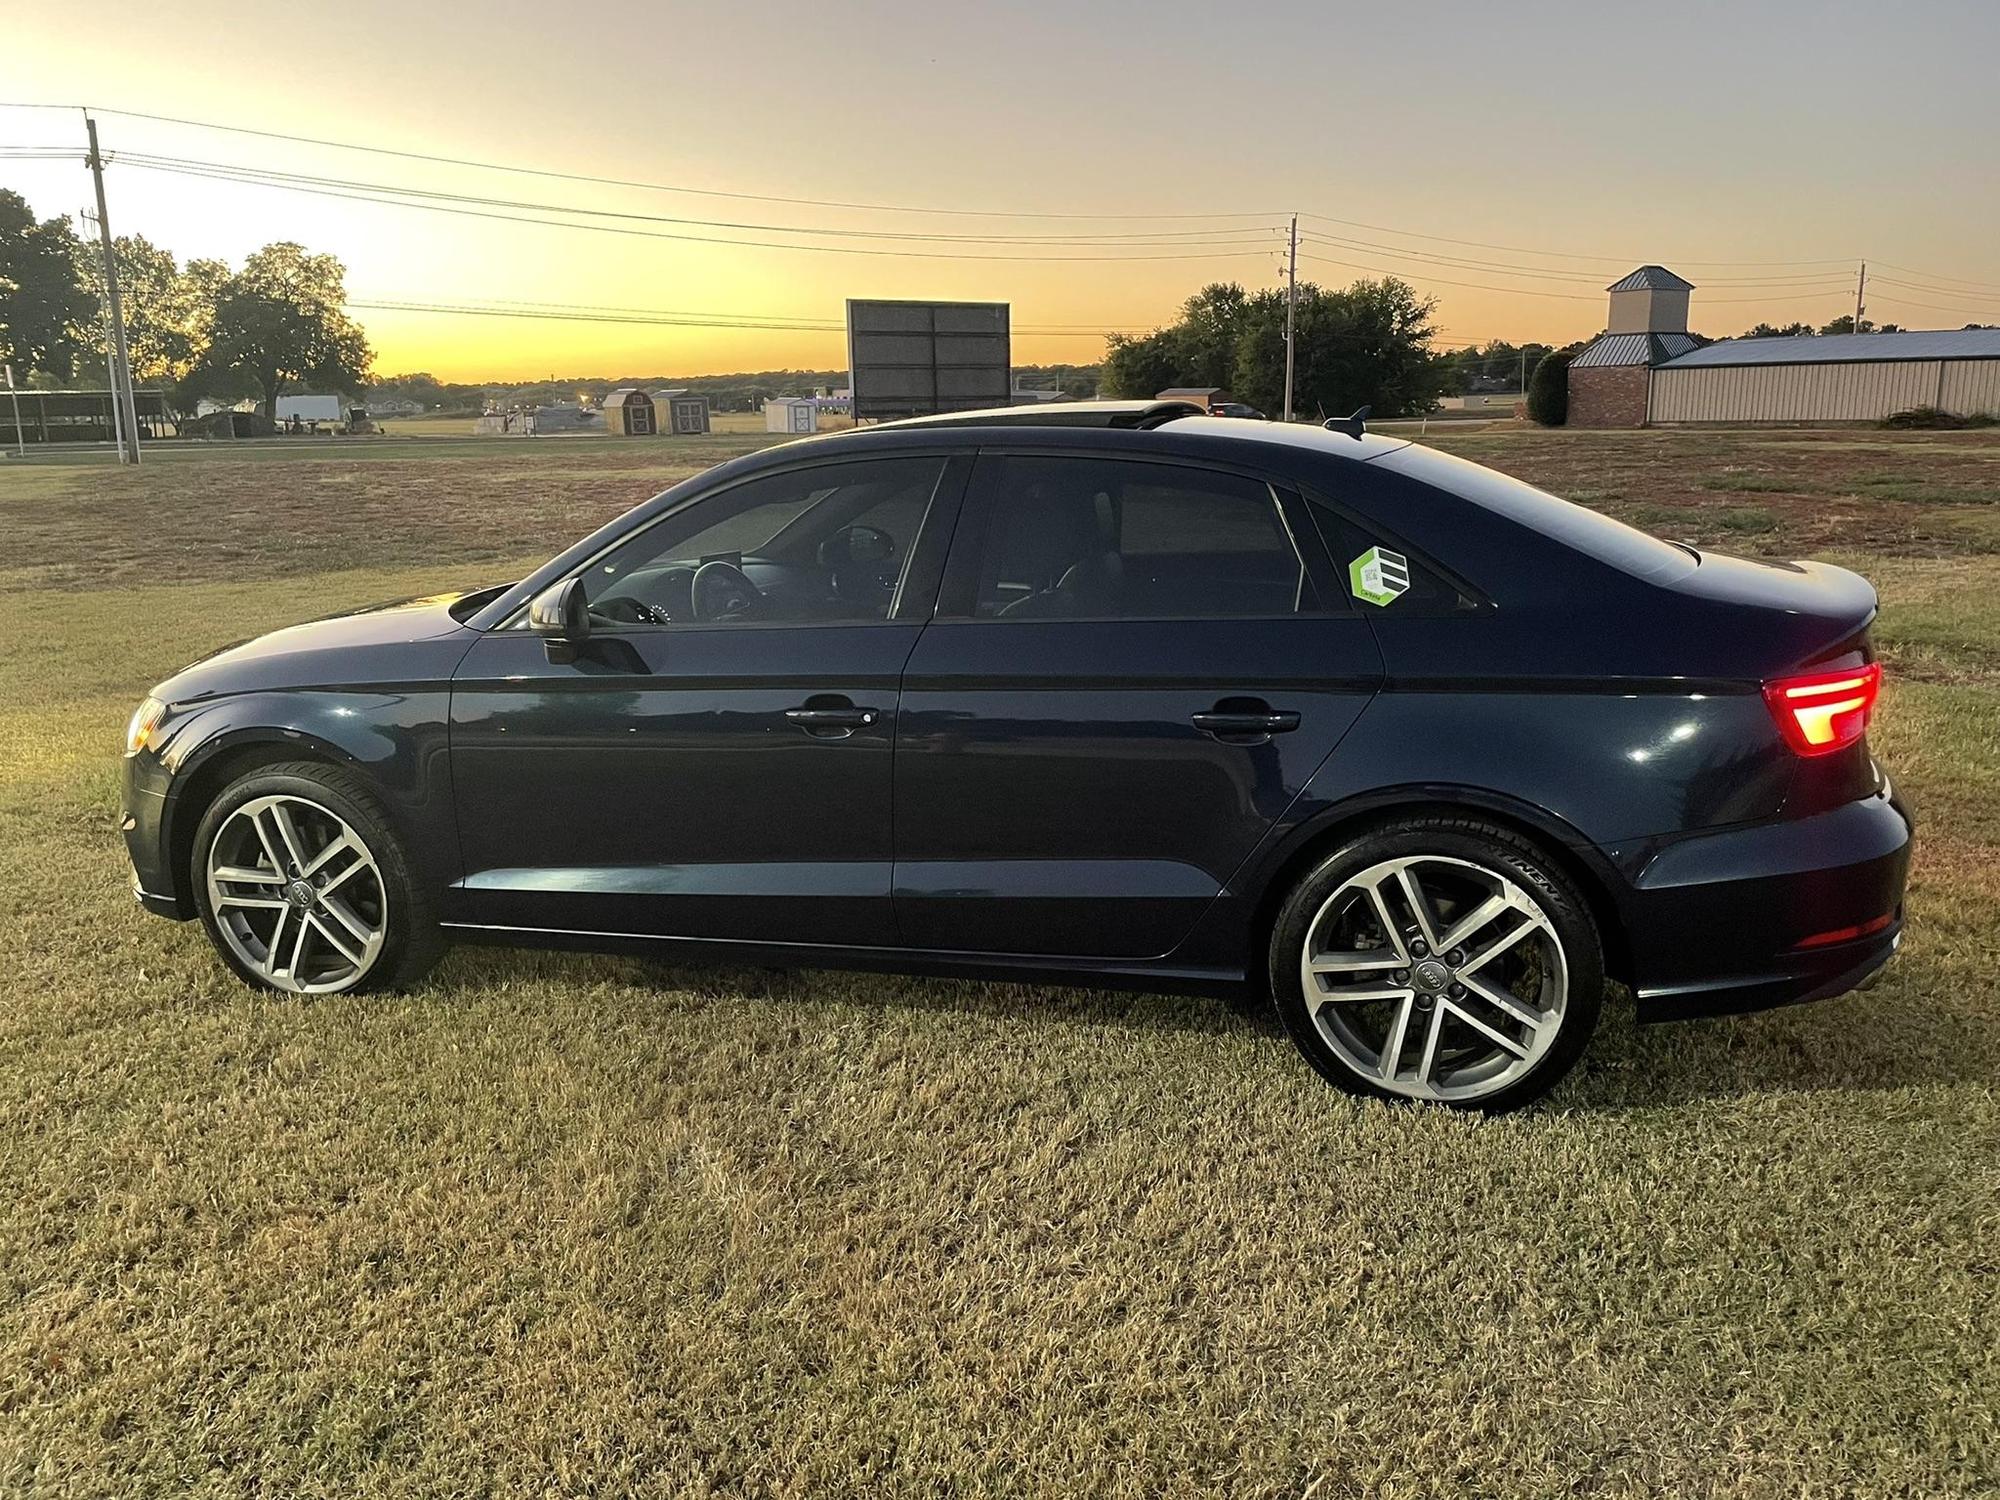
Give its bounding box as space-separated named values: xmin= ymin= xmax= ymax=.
xmin=439 ymin=920 xmax=1247 ymax=999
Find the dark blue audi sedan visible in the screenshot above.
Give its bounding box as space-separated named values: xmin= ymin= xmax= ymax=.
xmin=122 ymin=403 xmax=1910 ymax=1109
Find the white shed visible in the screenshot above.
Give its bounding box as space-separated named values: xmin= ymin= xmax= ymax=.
xmin=764 ymin=397 xmax=819 ymax=434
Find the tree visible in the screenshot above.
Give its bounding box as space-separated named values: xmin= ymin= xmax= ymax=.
xmin=1233 ymin=278 xmax=1447 ymax=418
xmin=0 ymin=190 xmax=97 ymax=381
xmin=1101 ymin=327 xmax=1188 ymax=399
xmin=1526 ymin=350 xmax=1572 ymax=426
xmin=72 ymin=235 xmax=214 ymax=390
xmin=1439 ymin=339 xmax=1554 ymax=393
xmin=1102 ymin=275 xmax=1447 ymax=418
xmin=198 ymin=243 xmax=371 ymax=415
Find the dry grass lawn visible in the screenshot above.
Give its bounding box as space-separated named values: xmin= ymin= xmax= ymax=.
xmin=0 ymin=426 xmax=1995 ymax=1497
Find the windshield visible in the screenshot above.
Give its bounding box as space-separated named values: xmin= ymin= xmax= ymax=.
xmin=1376 ymin=444 xmax=1698 ymax=585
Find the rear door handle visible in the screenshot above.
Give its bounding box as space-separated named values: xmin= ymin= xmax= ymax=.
xmin=1191 ymin=709 xmax=1301 ymax=741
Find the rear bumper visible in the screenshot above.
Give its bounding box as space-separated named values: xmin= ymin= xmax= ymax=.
xmin=1619 ymin=778 xmax=1912 ymax=1022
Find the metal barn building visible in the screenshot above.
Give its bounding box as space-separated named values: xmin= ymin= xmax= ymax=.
xmin=1649 ymin=330 xmax=2000 ymax=423
xmin=1567 ymin=267 xmax=2000 ymax=427
xmin=0 ymin=388 xmax=168 ymax=445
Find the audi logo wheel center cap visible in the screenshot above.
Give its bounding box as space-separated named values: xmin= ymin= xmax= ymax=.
xmin=1413 ymin=959 xmax=1451 ymax=993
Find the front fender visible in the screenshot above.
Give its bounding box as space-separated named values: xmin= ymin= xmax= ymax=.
xmin=144 ymin=687 xmax=459 ymax=914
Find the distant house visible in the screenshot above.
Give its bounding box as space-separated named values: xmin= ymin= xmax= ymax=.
xmin=602 ymin=388 xmax=656 ymax=436
xmin=649 ymin=388 xmax=712 ymax=434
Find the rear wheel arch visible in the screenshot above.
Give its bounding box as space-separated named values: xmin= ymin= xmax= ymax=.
xmin=1246 ymin=789 xmax=1633 ymax=990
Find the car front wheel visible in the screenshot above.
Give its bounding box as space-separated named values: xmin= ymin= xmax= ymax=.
xmin=190 ymin=761 xmax=443 ymax=996
xmin=1269 ymin=816 xmax=1604 ymax=1111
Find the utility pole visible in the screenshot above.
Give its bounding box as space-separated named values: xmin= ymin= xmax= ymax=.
xmin=80 ymin=210 xmax=129 ymax=463
xmin=84 ymin=115 xmax=140 ymax=464
xmin=4 ymin=364 xmax=23 ymax=459
xmin=1282 ymin=213 xmax=1298 ymax=423
xmin=1854 ymin=260 xmax=1868 ymax=335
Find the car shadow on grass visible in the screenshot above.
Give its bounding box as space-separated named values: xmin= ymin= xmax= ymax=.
xmin=440 ymin=943 xmax=1996 ymax=1111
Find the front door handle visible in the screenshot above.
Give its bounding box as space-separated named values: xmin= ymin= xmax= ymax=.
xmin=784 ymin=700 xmax=879 ymax=738
xmin=1191 ymin=707 xmax=1301 ymax=743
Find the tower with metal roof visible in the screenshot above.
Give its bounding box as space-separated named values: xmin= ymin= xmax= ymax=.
xmin=1568 ymin=267 xmax=1703 ymax=426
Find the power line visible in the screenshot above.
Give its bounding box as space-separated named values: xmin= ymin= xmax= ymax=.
xmin=1298 ymin=252 xmax=1600 ymax=299
xmin=61 ymin=103 xmax=1285 ymax=222
xmin=1870 ymin=261 xmax=2000 ymax=295
xmin=110 ymin=150 xmax=1286 ymax=247
xmin=8 ymin=99 xmax=1994 ymax=293
xmin=1867 ymin=292 xmax=1997 ymax=320
xmin=439 ymin=295 xmax=1147 ymax=332
xmin=348 ymin=298 xmax=1121 ymax=337
xmin=1300 ymin=231 xmax=1854 ymax=288
xmin=115 ymin=156 xmax=1286 ymax=264
xmin=1299 ymin=211 xmax=1856 ymax=269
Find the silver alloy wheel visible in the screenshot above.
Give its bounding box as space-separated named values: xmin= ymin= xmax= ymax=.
xmin=204 ymin=793 xmax=388 ymax=994
xmin=1299 ymin=854 xmax=1568 ymax=1103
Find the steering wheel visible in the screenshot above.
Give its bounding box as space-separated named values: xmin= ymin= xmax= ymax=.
xmin=589 ymin=595 xmax=669 ymax=626
xmin=691 ymin=559 xmax=765 ymax=621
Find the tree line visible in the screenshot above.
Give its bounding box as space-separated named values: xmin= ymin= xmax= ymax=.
xmin=0 ymin=189 xmax=370 ymax=421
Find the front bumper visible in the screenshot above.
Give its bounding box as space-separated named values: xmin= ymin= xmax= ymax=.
xmin=122 ymin=747 xmax=191 ymax=920
xmin=1619 ymin=779 xmax=1912 ymax=1022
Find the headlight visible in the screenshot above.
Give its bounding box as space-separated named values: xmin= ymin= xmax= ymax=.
xmin=125 ymin=697 xmax=167 ymax=755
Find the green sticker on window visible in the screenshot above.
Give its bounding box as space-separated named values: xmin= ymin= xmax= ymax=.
xmin=1349 ymin=546 xmax=1411 ymax=607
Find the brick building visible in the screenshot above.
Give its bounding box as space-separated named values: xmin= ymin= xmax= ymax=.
xmin=1566 ymin=267 xmax=1703 ymax=427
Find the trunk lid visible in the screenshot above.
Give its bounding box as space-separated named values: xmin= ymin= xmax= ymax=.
xmin=1665 ymin=551 xmax=1878 ymax=674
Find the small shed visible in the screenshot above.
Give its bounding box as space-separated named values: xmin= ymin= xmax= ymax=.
xmin=1157 ymin=386 xmax=1229 ymax=410
xmin=602 ymin=388 xmax=656 ymax=436
xmin=650 ymin=388 xmax=712 ymax=434
xmin=764 ymin=397 xmax=819 ymax=434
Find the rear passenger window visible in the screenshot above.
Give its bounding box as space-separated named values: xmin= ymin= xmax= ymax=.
xmin=967 ymin=456 xmax=1308 ymax=620
xmin=1307 ymin=495 xmax=1479 ymax=614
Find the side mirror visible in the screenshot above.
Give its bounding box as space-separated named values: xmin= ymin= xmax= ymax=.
xmin=528 ymin=577 xmax=590 ymax=664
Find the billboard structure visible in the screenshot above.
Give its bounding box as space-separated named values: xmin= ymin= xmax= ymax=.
xmin=846 ymin=299 xmax=1011 ymax=420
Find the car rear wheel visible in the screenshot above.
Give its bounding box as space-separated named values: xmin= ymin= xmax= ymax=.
xmin=191 ymin=762 xmax=443 ymax=996
xmin=1269 ymin=817 xmax=1604 ymax=1111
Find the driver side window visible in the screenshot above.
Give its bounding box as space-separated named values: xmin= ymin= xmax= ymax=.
xmin=578 ymin=457 xmax=947 ymax=626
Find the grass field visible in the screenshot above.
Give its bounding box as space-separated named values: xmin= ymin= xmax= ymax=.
xmin=1 ymin=425 xmax=1996 ymax=1496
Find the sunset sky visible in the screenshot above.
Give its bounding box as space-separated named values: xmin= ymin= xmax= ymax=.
xmin=6 ymin=0 xmax=1998 ymax=382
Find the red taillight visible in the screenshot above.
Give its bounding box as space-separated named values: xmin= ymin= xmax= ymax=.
xmin=1793 ymin=911 xmax=1895 ymax=949
xmin=1763 ymin=662 xmax=1881 ymax=757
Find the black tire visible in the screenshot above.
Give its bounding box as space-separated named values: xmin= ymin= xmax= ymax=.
xmin=189 ymin=760 xmax=445 ymax=995
xmin=1268 ymin=815 xmax=1604 ymax=1112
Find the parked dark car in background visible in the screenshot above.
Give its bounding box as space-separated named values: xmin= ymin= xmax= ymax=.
xmin=123 ymin=402 xmax=1909 ymax=1109
xmin=1207 ymin=401 xmax=1267 ymax=420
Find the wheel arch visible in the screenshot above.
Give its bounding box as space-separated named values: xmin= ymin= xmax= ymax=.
xmin=162 ymin=729 xmax=371 ymax=918
xmin=1242 ymin=786 xmax=1634 ymax=989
